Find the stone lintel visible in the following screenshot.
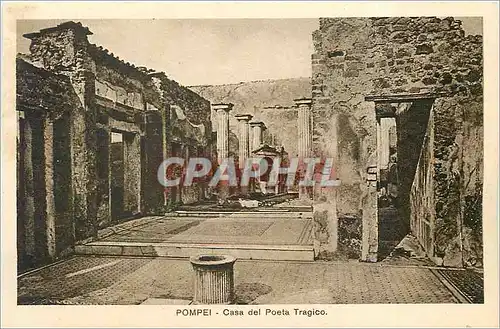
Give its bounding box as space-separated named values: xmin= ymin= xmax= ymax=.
xmin=263 ymin=104 xmax=290 ymax=110
xmin=294 ymin=97 xmax=313 ymax=106
xmin=249 ymin=121 xmax=266 ymax=129
xmin=211 ymin=103 xmax=234 ymax=112
xmin=365 ymin=92 xmax=445 ymax=103
xmin=235 ymin=114 xmax=253 ymax=122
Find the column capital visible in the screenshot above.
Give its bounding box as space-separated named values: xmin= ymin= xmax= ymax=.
xmin=249 ymin=121 xmax=266 ymax=129
xmin=294 ymin=97 xmax=312 ymax=107
xmin=235 ymin=114 xmax=253 ymax=122
xmin=212 ymin=103 xmax=234 ymax=112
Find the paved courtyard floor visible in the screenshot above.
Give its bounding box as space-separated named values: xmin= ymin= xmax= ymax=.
xmin=99 ymin=217 xmax=313 ymax=245
xmin=18 ymin=255 xmax=469 ymax=305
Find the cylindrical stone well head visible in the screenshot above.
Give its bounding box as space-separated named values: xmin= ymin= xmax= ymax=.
xmin=190 ymin=255 xmax=237 ymax=305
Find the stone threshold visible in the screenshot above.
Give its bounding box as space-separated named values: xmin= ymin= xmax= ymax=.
xmin=140 ymin=298 xmax=193 ymax=305
xmin=170 ymin=211 xmax=312 ymax=218
xmin=75 ymin=241 xmax=315 ymax=261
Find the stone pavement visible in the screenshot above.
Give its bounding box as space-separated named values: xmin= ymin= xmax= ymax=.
xmin=98 ymin=218 xmax=313 ymax=245
xmin=74 ymin=215 xmax=315 ymax=261
xmin=18 ymin=255 xmax=464 ymax=305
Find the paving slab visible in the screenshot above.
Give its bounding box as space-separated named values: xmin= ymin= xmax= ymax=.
xmin=95 ymin=217 xmax=312 ymax=246
xmin=141 ymin=298 xmax=192 ymax=305
xmin=432 ymin=268 xmax=484 ymax=303
xmin=18 ymin=256 xmax=463 ymax=305
xmin=101 ymin=219 xmax=200 ymax=242
xmin=167 ymin=219 xmax=311 ymax=245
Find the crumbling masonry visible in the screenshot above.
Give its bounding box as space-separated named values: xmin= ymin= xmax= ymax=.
xmin=16 ymin=17 xmax=483 ymax=271
xmin=16 ymin=22 xmax=214 ymax=270
xmin=311 ymin=17 xmax=483 ymax=266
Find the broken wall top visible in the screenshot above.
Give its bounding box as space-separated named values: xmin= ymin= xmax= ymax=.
xmin=19 ymin=21 xmax=213 ymax=140
xmin=313 ymin=16 xmax=483 ymax=99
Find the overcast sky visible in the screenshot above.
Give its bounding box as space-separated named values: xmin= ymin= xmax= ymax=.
xmin=17 ymin=19 xmax=318 ymax=86
xmin=17 ymin=18 xmax=482 ymax=86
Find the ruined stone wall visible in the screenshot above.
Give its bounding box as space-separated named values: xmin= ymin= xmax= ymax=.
xmin=83 ymin=37 xmax=212 ymax=213
xmin=312 ymin=17 xmax=483 ymax=262
xmin=17 ymin=59 xmax=80 ymax=270
xmin=432 ymin=96 xmax=483 ymax=267
xmin=162 ymin=79 xmax=212 ymax=127
xmin=24 ymin=23 xmax=100 ymax=242
xmin=17 ymin=22 xmax=214 ymax=270
xmin=410 ymin=110 xmax=435 ymax=254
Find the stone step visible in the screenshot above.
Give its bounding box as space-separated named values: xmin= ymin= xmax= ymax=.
xmin=170 ymin=211 xmax=313 ymax=219
xmin=261 ymin=206 xmax=313 ymax=212
xmin=75 ymin=241 xmax=314 ymax=261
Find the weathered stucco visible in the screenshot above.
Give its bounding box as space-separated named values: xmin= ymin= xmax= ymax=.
xmin=17 ymin=22 xmax=213 ymax=271
xmin=312 ymin=17 xmax=483 ymax=264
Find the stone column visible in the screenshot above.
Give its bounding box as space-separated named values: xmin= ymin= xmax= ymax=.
xmin=235 ymin=114 xmax=253 ymax=168
xmin=236 ymin=114 xmax=253 ymax=196
xmin=212 ymin=103 xmax=233 ymax=203
xmin=212 ymin=103 xmax=233 ymax=163
xmin=295 ymin=98 xmax=312 ymax=159
xmin=250 ymin=121 xmax=265 ymax=152
xmin=295 ymin=98 xmax=313 ymax=198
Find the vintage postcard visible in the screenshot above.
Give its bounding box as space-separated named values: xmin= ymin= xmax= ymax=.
xmin=1 ymin=1 xmax=499 ymax=328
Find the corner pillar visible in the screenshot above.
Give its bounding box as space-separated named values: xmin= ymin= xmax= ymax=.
xmin=70 ymin=71 xmax=98 ymax=241
xmin=43 ymin=115 xmax=56 ymax=260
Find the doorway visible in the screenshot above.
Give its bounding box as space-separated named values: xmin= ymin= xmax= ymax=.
xmin=374 ymin=99 xmax=434 ymax=260
xmin=110 ymin=130 xmax=142 ymax=220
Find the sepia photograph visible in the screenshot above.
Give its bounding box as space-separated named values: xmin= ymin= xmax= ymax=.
xmin=1 ymin=1 xmax=499 ymax=328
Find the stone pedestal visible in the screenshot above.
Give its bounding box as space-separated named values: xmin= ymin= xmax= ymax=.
xmin=190 ymin=255 xmax=236 ymax=305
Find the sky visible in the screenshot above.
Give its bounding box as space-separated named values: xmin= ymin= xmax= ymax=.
xmin=17 ymin=18 xmax=482 ymax=86
xmin=17 ymin=19 xmax=318 ymax=86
